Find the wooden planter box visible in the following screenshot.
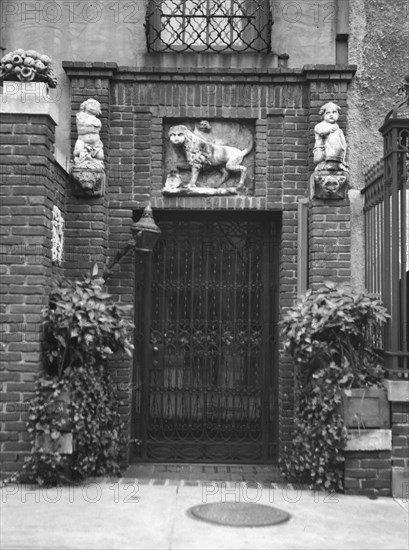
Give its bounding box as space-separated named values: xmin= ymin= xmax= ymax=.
xmin=342 ymin=387 xmax=390 ymax=429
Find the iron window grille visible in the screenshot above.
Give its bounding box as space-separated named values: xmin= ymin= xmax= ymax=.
xmin=146 ymin=0 xmax=272 ymax=53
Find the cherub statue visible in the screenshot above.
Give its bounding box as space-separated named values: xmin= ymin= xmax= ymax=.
xmin=313 ymin=102 xmax=348 ymax=172
xmin=72 ymin=98 xmax=105 ymax=196
xmin=312 ymin=102 xmax=349 ymax=200
xmin=73 ymin=98 xmax=104 ymax=165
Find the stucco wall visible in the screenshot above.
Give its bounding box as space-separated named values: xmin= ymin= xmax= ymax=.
xmin=347 ymin=0 xmax=409 ymax=290
xmin=3 ymin=0 xmax=336 ymax=67
xmin=347 ymin=0 xmax=409 ymax=184
xmin=271 ymin=0 xmax=336 ymax=66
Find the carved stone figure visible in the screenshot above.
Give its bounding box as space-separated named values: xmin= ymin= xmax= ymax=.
xmin=72 ymin=98 xmax=105 ymax=197
xmin=51 ymin=206 xmax=64 ymax=265
xmin=313 ymin=102 xmax=348 ymax=169
xmin=314 ymin=172 xmax=348 ymax=200
xmin=0 ymin=49 xmax=57 ymax=87
xmin=313 ymin=102 xmax=349 ymax=200
xmin=197 ymin=120 xmax=212 ymax=134
xmin=164 ymin=124 xmax=253 ymax=195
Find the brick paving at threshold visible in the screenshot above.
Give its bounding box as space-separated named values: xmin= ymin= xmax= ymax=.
xmin=121 ymin=463 xmax=286 ymax=484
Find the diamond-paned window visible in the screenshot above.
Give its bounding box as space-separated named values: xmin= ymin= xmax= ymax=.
xmin=146 ymin=0 xmax=272 ymax=53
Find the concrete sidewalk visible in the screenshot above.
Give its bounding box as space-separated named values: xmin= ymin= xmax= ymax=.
xmin=1 ymin=477 xmax=407 ymax=550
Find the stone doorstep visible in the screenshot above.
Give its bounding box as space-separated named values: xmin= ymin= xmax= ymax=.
xmin=392 ymin=467 xmax=409 ymax=500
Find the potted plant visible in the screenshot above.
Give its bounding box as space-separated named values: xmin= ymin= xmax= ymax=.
xmin=14 ymin=264 xmax=134 ymax=486
xmin=279 ymin=281 xmax=389 ymax=491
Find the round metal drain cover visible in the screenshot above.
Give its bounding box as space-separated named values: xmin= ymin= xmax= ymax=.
xmin=188 ymin=502 xmax=291 ymax=527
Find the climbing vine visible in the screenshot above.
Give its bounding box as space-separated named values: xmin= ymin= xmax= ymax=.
xmin=10 ymin=265 xmax=134 ymax=486
xmin=279 ymin=282 xmax=388 ymax=491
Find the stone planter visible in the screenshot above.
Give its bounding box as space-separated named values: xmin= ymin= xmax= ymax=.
xmin=342 ymin=388 xmax=392 ymax=496
xmin=35 ymin=391 xmax=73 ymax=454
xmin=35 ymin=432 xmax=73 ymax=454
xmin=342 ymin=387 xmax=390 ymax=429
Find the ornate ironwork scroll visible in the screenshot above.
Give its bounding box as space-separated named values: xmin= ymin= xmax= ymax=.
xmin=134 ymin=214 xmax=279 ymax=462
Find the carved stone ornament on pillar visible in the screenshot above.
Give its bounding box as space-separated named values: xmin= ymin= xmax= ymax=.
xmin=71 ymin=98 xmax=105 ymax=197
xmin=163 ymin=120 xmax=254 ymax=196
xmin=0 ymin=49 xmax=58 ymax=87
xmin=51 ymin=206 xmax=64 ymax=265
xmin=313 ymin=102 xmax=349 ymax=200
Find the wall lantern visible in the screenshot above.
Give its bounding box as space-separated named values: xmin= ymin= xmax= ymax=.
xmin=131 ymin=204 xmax=161 ymax=253
xmin=103 ymin=205 xmax=161 ymax=281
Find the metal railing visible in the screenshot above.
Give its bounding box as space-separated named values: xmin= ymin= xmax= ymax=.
xmin=362 ymin=109 xmax=409 ymax=380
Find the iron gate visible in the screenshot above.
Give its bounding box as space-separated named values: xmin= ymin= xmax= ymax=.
xmin=133 ymin=212 xmax=279 ymax=462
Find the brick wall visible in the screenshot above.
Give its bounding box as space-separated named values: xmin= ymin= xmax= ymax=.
xmin=0 ymin=62 xmax=355 ymax=472
xmin=61 ymin=63 xmax=355 ymax=465
xmin=0 ymin=110 xmax=69 ymax=477
xmin=391 ymin=403 xmax=409 ymax=469
xmin=306 ymin=75 xmax=351 ymax=289
xmin=344 ymin=451 xmax=392 ymax=496
xmin=308 ymin=201 xmax=351 ymax=289
xmin=63 ymin=73 xmax=111 ymax=278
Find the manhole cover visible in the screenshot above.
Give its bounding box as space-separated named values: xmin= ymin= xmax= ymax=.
xmin=187 ymin=502 xmax=291 ymax=527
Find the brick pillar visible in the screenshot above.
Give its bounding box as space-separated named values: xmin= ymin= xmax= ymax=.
xmin=63 ymin=66 xmax=134 ymax=465
xmin=344 ymin=450 xmax=392 ymax=496
xmin=305 ymin=71 xmax=352 ymax=290
xmin=308 ymin=199 xmax=351 ymax=289
xmin=391 ymin=403 xmax=409 ymax=470
xmin=390 ymin=397 xmax=409 ymax=499
xmin=63 ymin=73 xmax=112 ymax=279
xmin=0 ymin=83 xmax=61 ymax=477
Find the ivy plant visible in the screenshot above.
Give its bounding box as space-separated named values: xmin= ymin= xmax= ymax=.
xmin=18 ymin=366 xmax=125 ymax=486
xmin=12 ymin=265 xmax=134 ymax=486
xmin=279 ymin=281 xmax=389 ymax=491
xmin=43 ymin=263 xmax=134 ymax=378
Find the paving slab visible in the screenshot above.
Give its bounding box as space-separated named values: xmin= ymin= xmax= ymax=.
xmin=1 ymin=480 xmax=407 ymax=550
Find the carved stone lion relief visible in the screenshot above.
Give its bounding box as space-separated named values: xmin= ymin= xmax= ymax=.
xmin=163 ymin=120 xmax=255 ymax=196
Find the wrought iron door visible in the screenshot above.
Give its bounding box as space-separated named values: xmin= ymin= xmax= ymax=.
xmin=133 ymin=212 xmax=279 ymax=462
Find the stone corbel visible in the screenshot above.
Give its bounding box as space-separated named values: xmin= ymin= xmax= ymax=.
xmin=313 ymin=168 xmax=349 ymax=200
xmin=71 ymin=165 xmax=106 ymax=198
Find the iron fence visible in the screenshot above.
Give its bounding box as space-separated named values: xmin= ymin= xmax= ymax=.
xmin=362 ymin=119 xmax=409 ymax=380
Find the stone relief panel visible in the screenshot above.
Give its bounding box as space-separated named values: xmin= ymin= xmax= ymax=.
xmin=163 ymin=119 xmax=255 ymax=196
